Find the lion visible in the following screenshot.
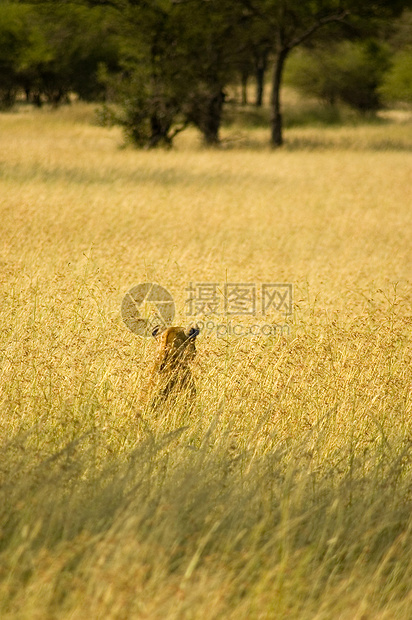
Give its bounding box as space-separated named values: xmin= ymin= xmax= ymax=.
xmin=150 ymin=324 xmax=200 ymax=408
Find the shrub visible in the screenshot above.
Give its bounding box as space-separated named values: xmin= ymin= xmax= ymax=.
xmin=379 ymin=48 xmax=412 ymax=104
xmin=286 ymin=40 xmax=391 ymax=112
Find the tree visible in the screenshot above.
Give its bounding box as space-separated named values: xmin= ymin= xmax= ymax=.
xmin=0 ymin=1 xmax=120 ymax=107
xmin=240 ymin=0 xmax=412 ymax=146
xmin=178 ymin=0 xmax=242 ymax=144
xmin=231 ymin=16 xmax=273 ymax=107
xmin=379 ymin=9 xmax=412 ymax=105
xmin=98 ymin=1 xmax=191 ymax=147
xmin=286 ymin=39 xmax=391 ymax=112
xmin=31 ymin=3 xmax=120 ymax=105
xmin=0 ymin=3 xmax=46 ymax=109
xmin=97 ymin=0 xmax=243 ymax=147
xmin=12 ymin=0 xmax=411 ymax=147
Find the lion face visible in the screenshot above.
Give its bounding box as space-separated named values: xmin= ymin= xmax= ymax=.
xmin=152 ymin=325 xmax=199 ymax=373
xmin=150 ymin=325 xmax=200 ymax=406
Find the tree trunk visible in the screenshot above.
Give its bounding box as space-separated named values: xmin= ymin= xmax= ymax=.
xmin=241 ymin=71 xmax=248 ymax=106
xmin=185 ymin=88 xmax=225 ymax=146
xmin=270 ymin=49 xmax=288 ymax=147
xmin=255 ymin=65 xmax=264 ymax=107
xmin=202 ymin=90 xmax=225 ymax=145
xmin=149 ymin=112 xmax=172 ymax=148
xmin=254 ymin=51 xmax=268 ymax=107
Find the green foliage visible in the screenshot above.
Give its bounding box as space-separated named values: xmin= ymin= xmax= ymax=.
xmin=100 ymin=0 xmax=244 ymax=147
xmin=0 ymin=2 xmax=43 ymax=108
xmin=30 ymin=4 xmax=121 ymax=104
xmin=286 ymin=40 xmax=391 ymax=112
xmin=177 ymin=0 xmax=243 ymax=144
xmin=379 ymin=48 xmax=412 ymax=104
xmin=379 ymin=11 xmax=412 ymax=104
xmin=385 ymin=8 xmax=412 ymax=50
xmin=99 ymin=2 xmax=189 ymax=147
xmin=1 ymin=0 xmax=412 ymax=147
xmin=0 ymin=1 xmax=120 ymax=107
xmin=57 ymin=5 xmax=120 ymax=102
xmin=240 ymin=0 xmax=411 ymax=145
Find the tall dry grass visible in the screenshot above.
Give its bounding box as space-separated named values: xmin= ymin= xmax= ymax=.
xmin=1 ymin=101 xmax=412 ymax=618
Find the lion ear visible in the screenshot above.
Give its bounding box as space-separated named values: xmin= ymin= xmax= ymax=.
xmin=152 ymin=324 xmax=166 ymax=338
xmin=185 ymin=324 xmax=200 ymax=340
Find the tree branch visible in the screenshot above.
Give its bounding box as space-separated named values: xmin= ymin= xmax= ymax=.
xmin=288 ymin=10 xmax=350 ymax=50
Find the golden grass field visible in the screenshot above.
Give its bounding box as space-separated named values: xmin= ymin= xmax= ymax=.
xmin=1 ymin=99 xmax=412 ymax=618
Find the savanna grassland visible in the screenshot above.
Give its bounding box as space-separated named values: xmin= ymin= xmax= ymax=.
xmin=1 ymin=99 xmax=412 ymax=619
